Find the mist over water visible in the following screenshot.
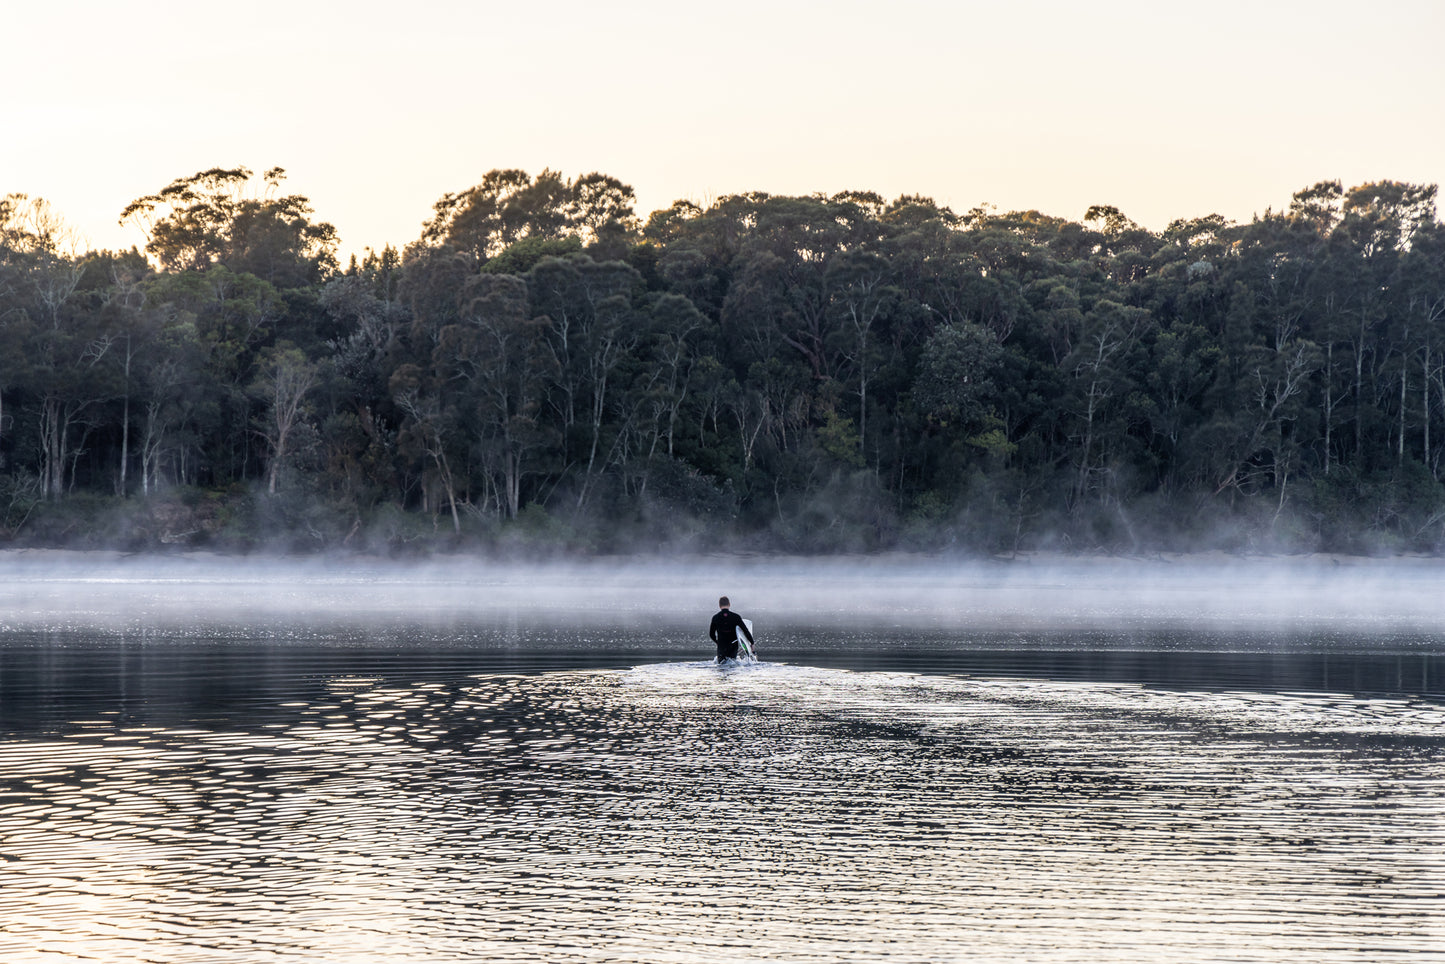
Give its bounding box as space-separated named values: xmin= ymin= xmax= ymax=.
xmin=1 ymin=550 xmax=1443 ymax=635
xmin=2 ymin=551 xmax=1442 ymax=962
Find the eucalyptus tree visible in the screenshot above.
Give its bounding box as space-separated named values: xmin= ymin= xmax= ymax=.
xmin=1078 ymin=204 xmax=1161 ymax=285
xmin=1062 ymin=299 xmax=1153 ymax=506
xmin=311 ymin=269 xmax=412 ymax=516
xmin=0 ymin=197 xmax=111 ymax=498
xmin=912 ymin=320 xmax=1004 ymax=426
xmin=320 ymin=273 xmax=406 ymax=406
xmin=640 ymin=292 xmax=708 ymax=463
xmin=389 ymin=360 xmax=465 ymax=534
xmin=826 ymin=248 xmax=900 ymax=462
xmin=715 ymin=192 xmax=907 ymax=494
xmin=1209 ymin=325 xmax=1321 ymax=507
xmin=251 ymin=344 xmax=320 ymax=495
xmin=422 ymin=169 xmax=566 ymax=263
xmin=451 ymin=273 xmax=557 ymax=519
xmin=147 ymin=266 xmax=283 ymax=482
xmin=1330 ymin=181 xmax=1438 ymax=469
xmin=96 ymin=253 xmax=155 ymax=496
xmin=567 ymin=172 xmax=641 ymax=256
xmin=1347 ymin=183 xmax=1440 ymax=468
xmin=724 ymin=195 xmax=856 ymax=383
xmin=353 ymin=244 xmax=403 ymax=300
xmin=1138 ymin=321 xmax=1219 ymax=493
xmin=954 ymin=209 xmax=1069 ymax=346
xmin=384 ymin=246 xmax=481 ymax=529
xmin=397 ymin=245 xmax=474 ymax=350
xmin=23 ymin=290 xmax=116 ymax=499
xmin=136 ymin=316 xmax=205 ymax=494
xmin=645 ymin=195 xmax=762 ymax=321
xmin=0 ymin=196 xmax=50 ymax=470
xmin=525 ymin=254 xmax=645 ymax=505
xmin=1288 ymin=180 xmax=1346 ymax=236
xmin=121 ymin=166 xmax=337 ymax=285
xmin=680 ymin=354 xmax=737 ymax=479
xmin=875 ymin=208 xmax=977 ymax=438
xmin=1398 ymin=223 xmax=1445 ymax=475
xmin=421 ymin=169 xmax=639 ymax=265
xmin=880 ymin=210 xmax=966 ymax=330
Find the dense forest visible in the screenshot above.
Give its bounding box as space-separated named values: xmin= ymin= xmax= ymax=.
xmin=1 ymin=167 xmax=1443 ymax=556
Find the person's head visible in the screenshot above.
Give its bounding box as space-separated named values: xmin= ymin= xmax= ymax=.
xmin=718 ymin=596 xmax=730 ymax=609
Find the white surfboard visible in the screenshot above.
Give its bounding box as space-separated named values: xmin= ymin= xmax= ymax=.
xmin=736 ymin=618 xmax=756 ymax=660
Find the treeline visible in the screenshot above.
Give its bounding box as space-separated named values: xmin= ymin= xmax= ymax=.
xmin=1 ymin=167 xmax=1443 ymax=556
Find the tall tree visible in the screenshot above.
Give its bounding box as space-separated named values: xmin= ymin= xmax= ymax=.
xmin=251 ymin=344 xmax=319 ymax=495
xmin=526 ymin=254 xmax=645 ymax=503
xmin=827 ymin=249 xmax=899 ymax=461
xmin=121 ymin=166 xmax=338 ymax=285
xmin=421 ymin=169 xmax=639 ymax=264
xmin=1064 ymin=299 xmax=1151 ymax=505
xmin=389 ymin=362 xmax=465 ymax=534
xmin=451 ymin=274 xmax=557 ymax=518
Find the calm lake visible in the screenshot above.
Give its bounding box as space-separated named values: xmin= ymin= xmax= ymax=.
xmin=1 ymin=554 xmax=1442 ymax=962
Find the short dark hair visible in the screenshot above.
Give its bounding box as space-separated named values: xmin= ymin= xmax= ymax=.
xmin=719 ymin=596 xmax=730 ymax=608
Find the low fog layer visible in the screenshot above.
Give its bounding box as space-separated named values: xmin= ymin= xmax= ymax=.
xmin=0 ymin=550 xmax=1441 ymax=635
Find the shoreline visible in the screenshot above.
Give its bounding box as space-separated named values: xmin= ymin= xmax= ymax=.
xmin=0 ymin=545 xmax=1441 ymax=569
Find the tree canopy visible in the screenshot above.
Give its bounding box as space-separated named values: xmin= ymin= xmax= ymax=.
xmin=1 ymin=168 xmax=1444 ymax=557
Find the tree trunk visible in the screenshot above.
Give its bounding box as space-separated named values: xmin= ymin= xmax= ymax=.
xmin=1425 ymin=346 xmax=1433 ymax=477
xmin=39 ymin=398 xmax=68 ymax=500
xmin=1399 ymin=355 xmax=1408 ymax=463
xmin=505 ymin=450 xmax=521 ymax=520
xmin=435 ymin=448 xmax=461 ymax=534
xmin=1354 ymin=314 xmax=1365 ymax=464
xmin=119 ymin=336 xmax=132 ymax=498
xmin=267 ymin=423 xmax=289 ymax=495
xmin=1323 ymin=342 xmax=1334 ymax=476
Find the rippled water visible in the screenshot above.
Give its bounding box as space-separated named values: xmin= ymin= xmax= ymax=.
xmin=2 ymin=559 xmax=1444 ymax=962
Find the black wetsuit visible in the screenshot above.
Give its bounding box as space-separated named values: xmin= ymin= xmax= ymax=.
xmin=709 ymin=609 xmax=753 ymax=661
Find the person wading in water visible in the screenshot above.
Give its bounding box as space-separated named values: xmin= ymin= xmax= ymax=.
xmin=709 ymin=596 xmax=754 ymax=662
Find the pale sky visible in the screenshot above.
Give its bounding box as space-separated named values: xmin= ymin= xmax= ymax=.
xmin=6 ymin=0 xmax=1442 ymax=260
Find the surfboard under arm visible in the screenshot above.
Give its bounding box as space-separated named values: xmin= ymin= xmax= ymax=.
xmin=736 ymin=618 xmax=756 ymax=659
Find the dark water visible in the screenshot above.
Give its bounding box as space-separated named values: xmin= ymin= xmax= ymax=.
xmin=3 ymin=630 xmax=1444 ymax=963
xmin=2 ymin=559 xmax=1444 ymax=962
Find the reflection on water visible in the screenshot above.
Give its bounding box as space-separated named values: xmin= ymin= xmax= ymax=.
xmin=2 ymin=631 xmax=1443 ymax=963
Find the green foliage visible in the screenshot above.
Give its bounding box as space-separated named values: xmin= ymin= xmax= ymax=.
xmin=420 ymin=169 xmax=639 ymax=264
xmin=815 ymin=412 xmax=864 ymax=466
xmin=481 ymin=235 xmax=583 ymax=276
xmin=121 ymin=166 xmax=337 ymax=285
xmin=4 ymin=172 xmax=1445 ymax=556
xmin=966 ymin=427 xmax=1017 ymax=461
xmin=912 ymin=322 xmax=1002 ymax=426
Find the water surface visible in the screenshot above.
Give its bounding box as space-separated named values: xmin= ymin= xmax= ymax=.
xmin=1 ymin=558 xmax=1443 ymax=962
